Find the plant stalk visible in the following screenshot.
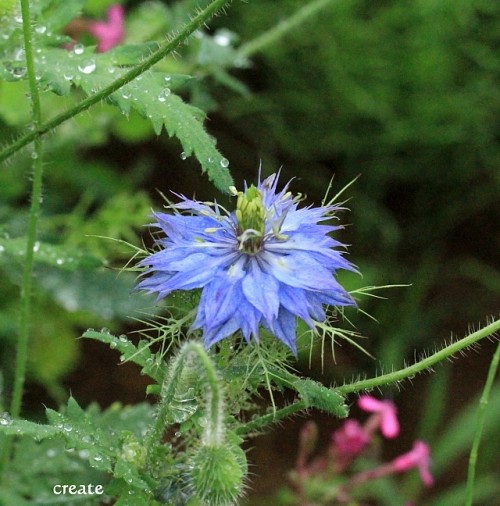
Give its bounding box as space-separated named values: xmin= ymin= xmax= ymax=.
xmin=465 ymin=340 xmax=500 ymax=505
xmin=0 ymin=0 xmax=44 ymax=477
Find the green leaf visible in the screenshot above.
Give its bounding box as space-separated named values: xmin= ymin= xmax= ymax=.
xmin=294 ymin=378 xmax=349 ymax=418
xmin=0 ymin=237 xmax=103 ymax=270
xmin=0 ymin=417 xmax=60 ymax=440
xmin=82 ymin=330 xmax=167 ymax=384
xmin=41 ymin=0 xmax=86 ymax=32
xmin=38 ymin=269 xmax=157 ymax=321
xmin=30 ymin=46 xmax=233 ymax=192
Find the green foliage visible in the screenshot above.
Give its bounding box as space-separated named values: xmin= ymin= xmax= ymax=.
xmin=294 ymin=378 xmax=348 ymax=418
xmin=0 ymin=236 xmax=103 ymax=271
xmin=0 ymin=0 xmax=239 ymax=193
xmin=0 ymin=399 xmax=157 ymax=504
xmin=82 ymin=329 xmax=167 ymax=384
xmin=0 ymin=0 xmax=498 ymax=504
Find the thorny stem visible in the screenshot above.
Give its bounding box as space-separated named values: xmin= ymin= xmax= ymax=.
xmin=146 ymin=342 xmax=224 ymax=466
xmin=465 ymin=340 xmax=500 ymax=506
xmin=0 ymin=0 xmax=232 ymax=164
xmin=0 ymin=0 xmax=44 ymax=478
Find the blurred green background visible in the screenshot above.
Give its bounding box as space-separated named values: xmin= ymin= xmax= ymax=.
xmin=0 ymin=0 xmax=499 ymax=503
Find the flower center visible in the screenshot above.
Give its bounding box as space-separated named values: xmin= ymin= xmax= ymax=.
xmin=235 ymin=185 xmax=265 ymax=255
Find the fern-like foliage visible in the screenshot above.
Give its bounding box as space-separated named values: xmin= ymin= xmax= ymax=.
xmin=0 ymin=0 xmax=234 ymax=192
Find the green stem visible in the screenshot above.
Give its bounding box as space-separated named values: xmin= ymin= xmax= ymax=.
xmin=0 ymin=0 xmax=231 ymax=164
xmin=146 ymin=342 xmax=224 ymax=465
xmin=336 ymin=318 xmax=500 ymax=394
xmin=237 ymin=319 xmax=500 ymax=436
xmin=465 ymin=340 xmax=500 ymax=506
xmin=0 ymin=0 xmax=44 ymax=476
xmin=238 ymin=0 xmax=338 ymax=58
xmin=235 ymin=400 xmax=307 ymax=436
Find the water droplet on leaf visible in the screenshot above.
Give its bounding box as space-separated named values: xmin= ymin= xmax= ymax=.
xmin=78 ymin=59 xmax=96 ymax=74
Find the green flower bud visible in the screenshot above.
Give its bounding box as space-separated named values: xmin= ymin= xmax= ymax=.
xmin=190 ymin=444 xmax=246 ymax=506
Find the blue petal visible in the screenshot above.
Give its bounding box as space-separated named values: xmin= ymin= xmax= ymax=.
xmin=269 ymin=308 xmax=297 ymax=354
xmin=242 ymin=258 xmax=280 ymax=322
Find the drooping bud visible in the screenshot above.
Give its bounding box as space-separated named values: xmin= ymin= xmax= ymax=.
xmin=189 ymin=443 xmax=246 ymax=506
xmin=235 ymin=185 xmax=266 ymax=254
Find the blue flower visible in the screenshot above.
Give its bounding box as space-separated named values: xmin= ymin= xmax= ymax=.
xmin=137 ymin=173 xmax=356 ymax=354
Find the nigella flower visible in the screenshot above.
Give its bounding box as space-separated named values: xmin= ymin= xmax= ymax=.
xmin=137 ymin=172 xmax=356 ymax=354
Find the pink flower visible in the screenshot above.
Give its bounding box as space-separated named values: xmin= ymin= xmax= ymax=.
xmin=358 ymin=395 xmax=400 ymax=438
xmin=392 ymin=441 xmax=434 ymax=487
xmin=332 ymin=420 xmax=371 ymax=458
xmin=88 ymin=5 xmax=125 ymax=53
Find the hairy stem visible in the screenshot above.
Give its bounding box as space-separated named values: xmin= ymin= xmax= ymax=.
xmin=0 ymin=0 xmax=44 ymax=476
xmin=146 ymin=342 xmax=224 ymax=465
xmin=337 ymin=318 xmax=500 ymax=394
xmin=237 ymin=319 xmax=500 ymax=436
xmin=235 ymin=400 xmax=307 ymax=436
xmin=465 ymin=340 xmax=500 ymax=506
xmin=238 ymin=0 xmax=338 ymax=58
xmin=0 ymin=0 xmax=232 ymax=164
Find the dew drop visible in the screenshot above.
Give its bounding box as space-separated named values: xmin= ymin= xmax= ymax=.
xmin=180 ymin=152 xmax=187 ymax=160
xmin=73 ymin=43 xmax=84 ymax=55
xmin=78 ymin=59 xmax=96 ymax=74
xmin=158 ymin=88 xmax=171 ymax=102
xmin=164 ymin=74 xmax=171 ymax=82
xmin=121 ymin=90 xmax=131 ymax=99
xmin=0 ymin=412 xmax=12 ymax=426
xmin=78 ymin=449 xmax=90 ymax=459
xmin=13 ymin=47 xmax=25 ymax=61
xmin=33 ymin=241 xmax=40 ymax=252
xmin=214 ymin=31 xmax=231 ymax=47
xmin=11 ymin=67 xmax=26 ymax=79
xmin=119 ymin=335 xmax=127 ymax=342
xmin=220 ymin=157 xmax=229 ymax=168
xmin=35 ymin=25 xmax=47 ymax=34
xmin=93 ymin=455 xmax=103 ymax=462
xmin=63 ymin=72 xmax=73 ymax=81
xmin=56 ymin=258 xmax=64 ymax=265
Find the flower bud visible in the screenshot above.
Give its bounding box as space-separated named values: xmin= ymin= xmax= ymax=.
xmin=189 ymin=444 xmax=246 ymax=506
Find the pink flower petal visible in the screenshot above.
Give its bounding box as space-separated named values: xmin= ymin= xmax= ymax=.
xmin=393 ymin=441 xmax=434 ymax=487
xmin=332 ymin=420 xmax=371 ymax=457
xmin=358 ymin=395 xmax=400 ymax=438
xmin=88 ymin=5 xmax=125 ymax=53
